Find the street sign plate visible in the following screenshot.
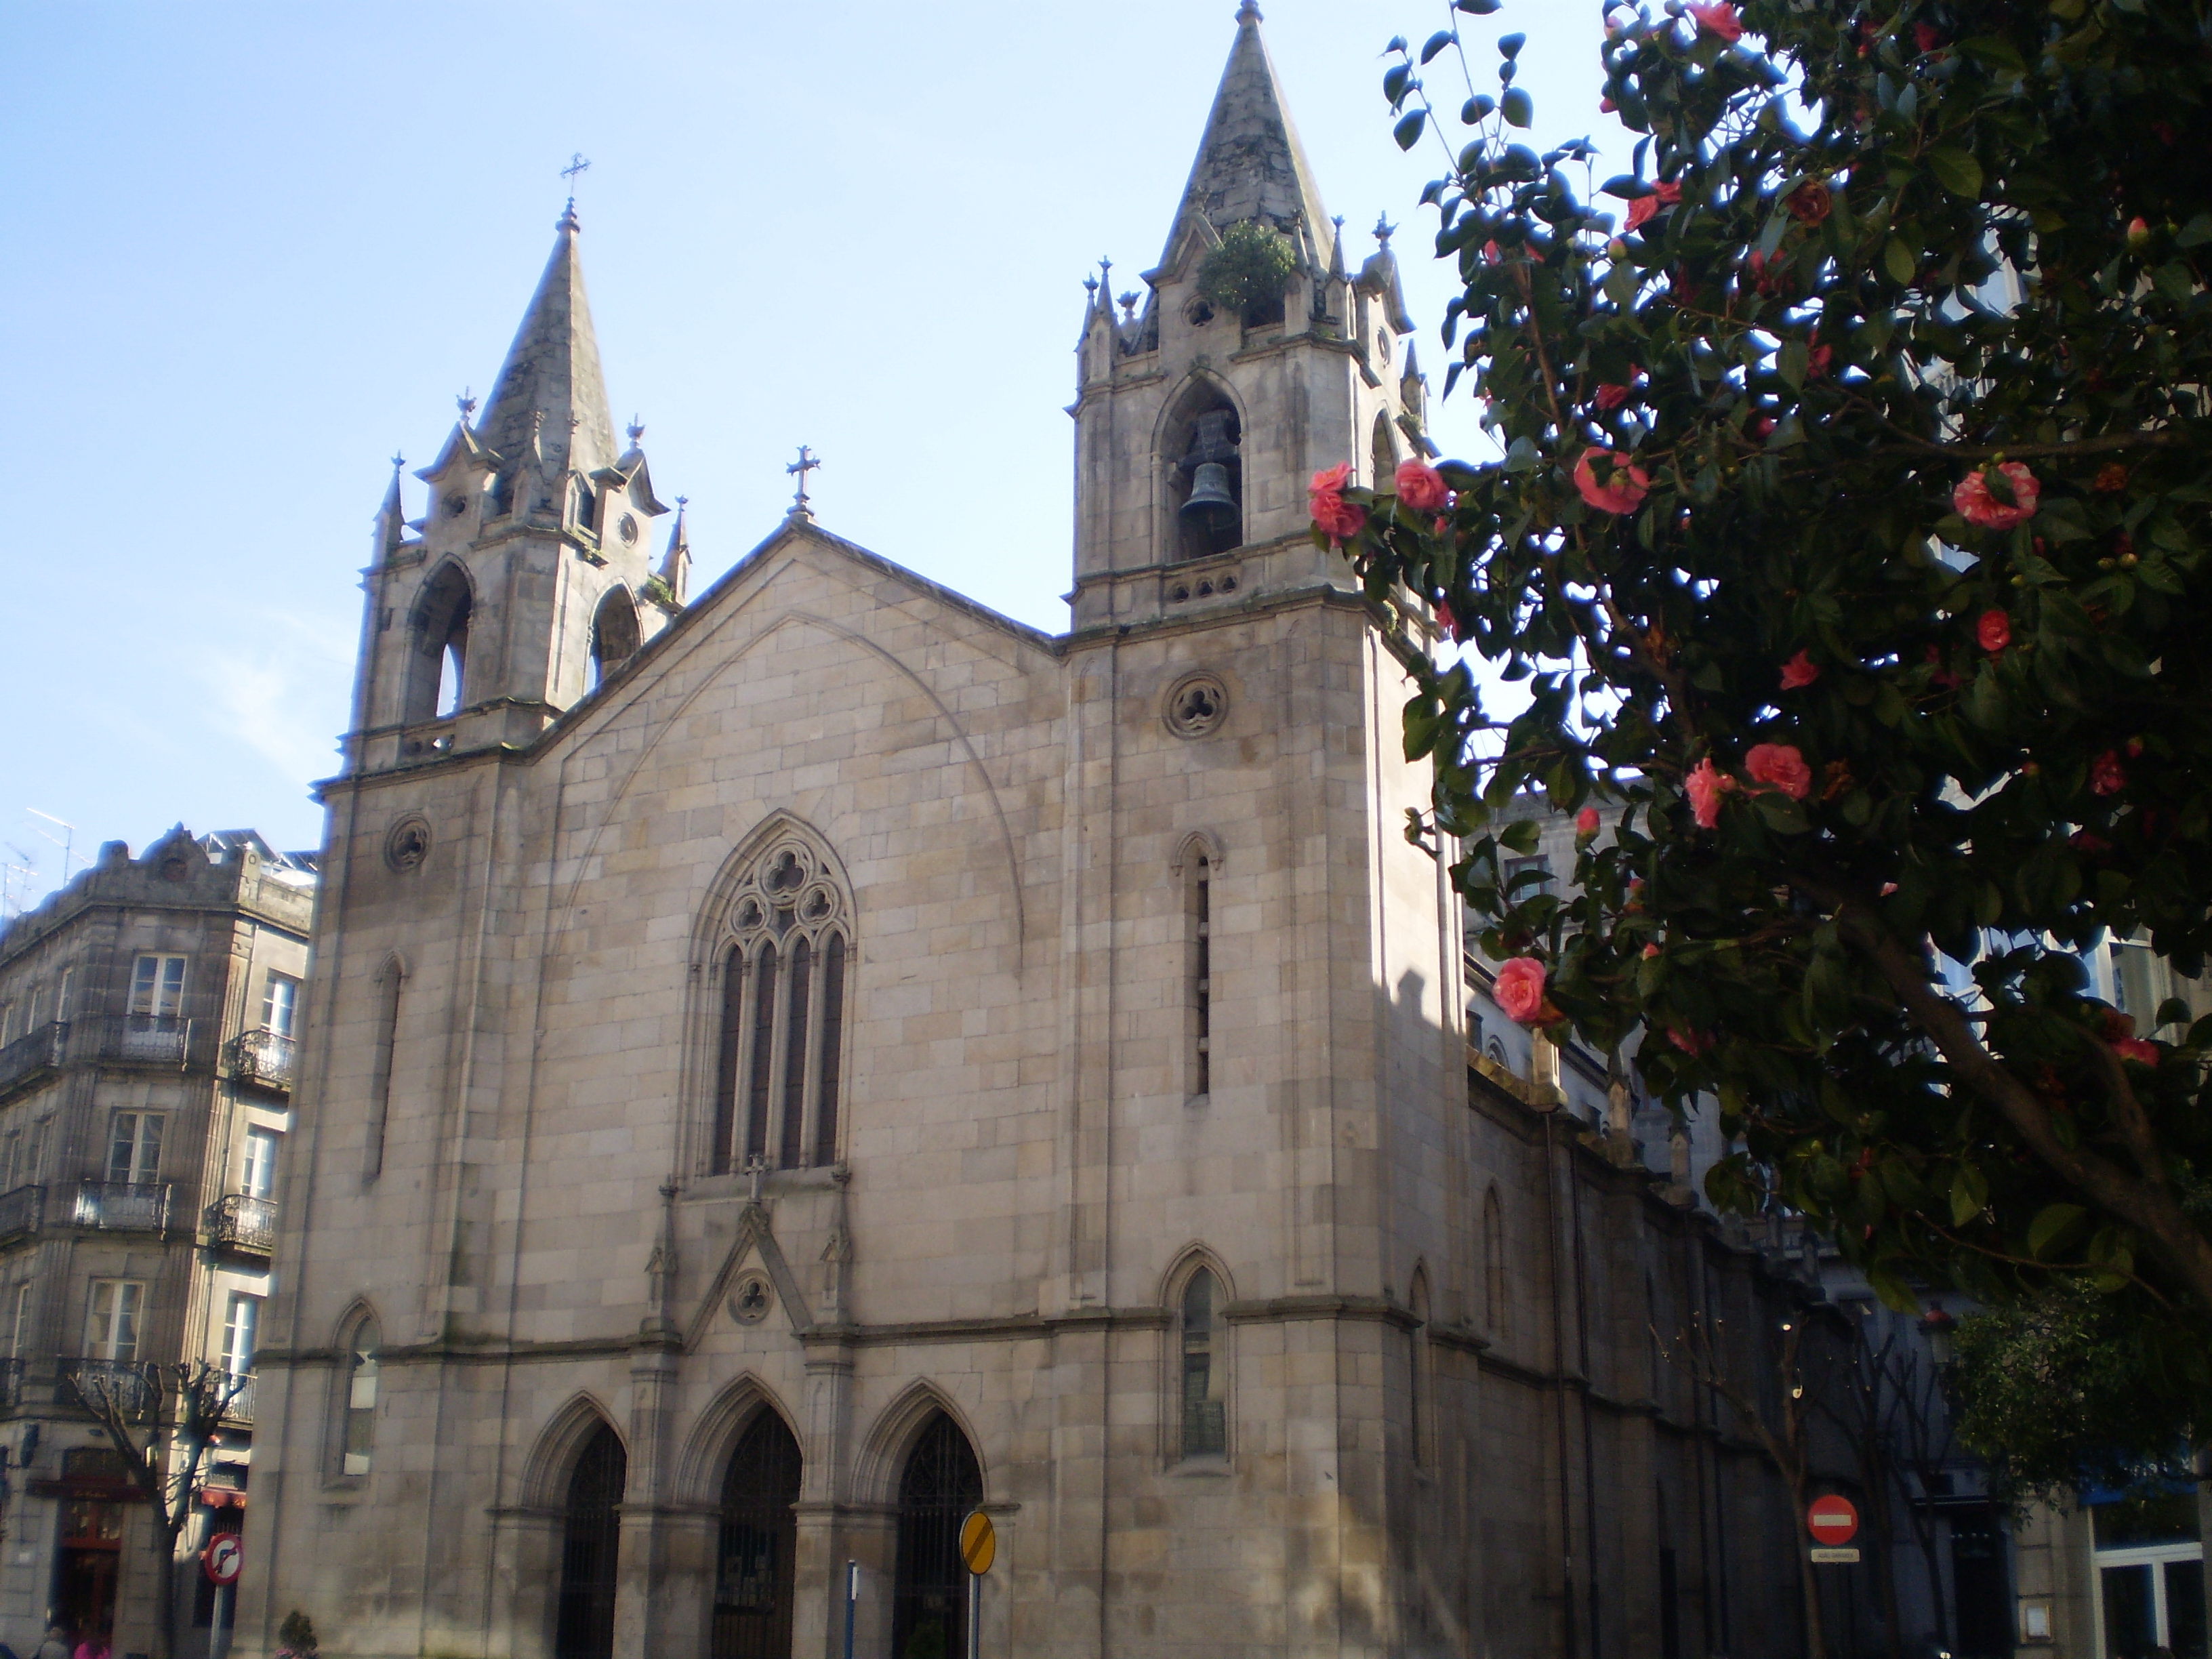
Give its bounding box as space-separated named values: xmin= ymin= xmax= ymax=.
xmin=960 ymin=1509 xmax=996 ymax=1576
xmin=1809 ymin=1547 xmax=1861 ymax=1564
xmin=1807 ymin=1495 xmax=1860 ymax=1546
xmin=203 ymin=1534 xmax=243 ymax=1586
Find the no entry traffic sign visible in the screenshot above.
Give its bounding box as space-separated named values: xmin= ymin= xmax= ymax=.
xmin=203 ymin=1534 xmax=244 ymax=1586
xmin=1807 ymin=1495 xmax=1860 ymax=1547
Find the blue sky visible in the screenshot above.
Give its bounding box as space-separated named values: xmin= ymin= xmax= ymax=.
xmin=0 ymin=0 xmax=1618 ymax=901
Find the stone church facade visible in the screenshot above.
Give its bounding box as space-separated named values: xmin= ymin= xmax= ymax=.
xmin=241 ymin=10 xmax=1817 ymax=1658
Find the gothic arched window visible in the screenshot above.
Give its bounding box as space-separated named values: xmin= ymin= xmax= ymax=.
xmin=712 ymin=836 xmax=853 ymax=1175
xmin=554 ymin=1422 xmax=626 ymax=1659
xmin=405 ymin=563 xmax=473 ymax=724
xmin=588 ymin=588 xmax=641 ymax=692
xmin=1179 ymin=1267 xmax=1227 ymax=1459
xmin=1164 ymin=385 xmax=1243 ymax=562
xmin=714 ymin=1410 xmax=802 ymax=1659
xmin=338 ymin=1311 xmax=380 ymax=1477
xmin=893 ymin=1412 xmax=983 ymax=1659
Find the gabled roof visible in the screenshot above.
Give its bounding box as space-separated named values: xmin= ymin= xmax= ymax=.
xmin=1155 ymin=5 xmax=1332 ymax=273
xmin=476 ymin=207 xmax=617 ymax=481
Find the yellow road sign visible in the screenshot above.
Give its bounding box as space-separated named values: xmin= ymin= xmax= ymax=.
xmin=960 ymin=1509 xmax=996 ymax=1576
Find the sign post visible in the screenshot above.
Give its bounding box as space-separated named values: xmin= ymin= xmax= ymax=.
xmin=1806 ymin=1494 xmax=1860 ymax=1564
xmin=843 ymin=1559 xmax=857 ymax=1659
xmin=203 ymin=1534 xmax=244 ymax=1659
xmin=959 ymin=1510 xmax=996 ymax=1659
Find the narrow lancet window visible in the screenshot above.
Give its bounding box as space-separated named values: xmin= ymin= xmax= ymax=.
xmin=366 ymin=963 xmax=403 ymax=1179
xmin=1181 ymin=1268 xmax=1227 ymax=1458
xmin=710 ymin=831 xmax=853 ymax=1176
xmin=1189 ymin=851 xmax=1213 ymax=1097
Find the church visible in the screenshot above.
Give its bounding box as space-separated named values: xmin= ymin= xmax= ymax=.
xmin=239 ymin=9 xmax=1820 ymax=1657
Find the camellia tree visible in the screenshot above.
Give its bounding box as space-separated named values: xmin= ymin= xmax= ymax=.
xmin=1325 ymin=0 xmax=2212 ymax=1421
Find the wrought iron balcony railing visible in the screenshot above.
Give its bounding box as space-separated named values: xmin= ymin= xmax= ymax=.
xmin=0 ymin=1184 xmax=43 ymax=1244
xmin=83 ymin=1014 xmax=194 ymax=1069
xmin=0 ymin=1021 xmax=66 ymax=1101
xmin=73 ymin=1181 xmax=171 ymax=1233
xmin=205 ymin=1193 xmax=276 ymax=1255
xmin=218 ymin=1373 xmax=255 ymax=1425
xmin=228 ymin=1027 xmax=296 ymax=1094
xmin=62 ymin=1357 xmax=160 ymax=1422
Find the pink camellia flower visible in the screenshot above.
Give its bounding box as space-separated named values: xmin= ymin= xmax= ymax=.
xmin=1434 ymin=596 xmax=1460 ymax=641
xmin=1576 ymin=806 xmax=1601 ymax=838
xmin=1309 ymin=463 xmax=1368 ymax=544
xmin=1574 ymin=449 xmax=1652 ymax=514
xmin=1494 ymin=957 xmax=1549 ymax=1025
xmin=1745 ymin=743 xmax=1814 ymax=800
xmin=1595 ymin=383 xmax=1632 ymax=411
xmin=1807 ymin=340 xmax=1834 ymax=377
xmin=1625 ymin=179 xmax=1683 ymax=231
xmin=1952 ymin=462 xmax=2041 ymax=530
xmin=1667 ymin=1026 xmax=1713 ymax=1057
xmin=1879 ymin=881 xmax=1900 ymax=897
xmin=2091 ymin=750 xmax=2127 ymax=796
xmin=1976 ymin=609 xmax=2012 ymax=653
xmin=1642 ymin=943 xmax=1662 ymax=959
xmin=1685 ymin=757 xmax=1734 ymax=828
xmin=1395 ymin=459 xmax=1451 ymax=513
xmin=1780 ymin=651 xmax=1820 ymax=690
xmin=1685 ymin=0 xmax=1743 ymax=40
xmin=2070 ymin=830 xmax=2112 ymax=854
xmin=2117 ymin=1036 xmax=2160 ymax=1065
xmin=1912 ymin=21 xmax=1945 ymax=52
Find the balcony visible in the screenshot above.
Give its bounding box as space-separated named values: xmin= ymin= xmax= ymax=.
xmin=205 ymin=1193 xmax=276 ymax=1256
xmin=228 ymin=1027 xmax=296 ymax=1095
xmin=218 ymin=1373 xmax=255 ymax=1425
xmin=0 ymin=1021 xmax=66 ymax=1101
xmin=73 ymin=1181 xmax=171 ymax=1234
xmin=0 ymin=1184 xmax=43 ymax=1244
xmin=83 ymin=1014 xmax=194 ymax=1069
xmin=61 ymin=1358 xmax=159 ymax=1422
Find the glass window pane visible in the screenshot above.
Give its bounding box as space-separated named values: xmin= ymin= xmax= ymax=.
xmin=2166 ymin=1558 xmax=2207 ymax=1659
xmin=242 ymin=1128 xmax=279 ymax=1199
xmin=2104 ymin=1563 xmax=2158 ymax=1659
xmin=2096 ymin=1492 xmax=2202 ymax=1549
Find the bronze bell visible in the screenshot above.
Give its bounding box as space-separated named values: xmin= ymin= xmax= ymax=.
xmin=1178 ymin=410 xmax=1240 ymax=534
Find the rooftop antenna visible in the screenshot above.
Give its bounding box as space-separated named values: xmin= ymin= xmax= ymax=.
xmin=26 ymin=810 xmax=76 ymax=884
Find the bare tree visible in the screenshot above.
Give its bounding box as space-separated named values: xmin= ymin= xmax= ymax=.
xmin=1662 ymin=1311 xmax=1828 ymax=1659
xmin=67 ymin=1361 xmax=249 ymax=1659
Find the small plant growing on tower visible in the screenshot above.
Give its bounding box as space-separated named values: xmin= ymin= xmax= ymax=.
xmin=276 ymin=1611 xmax=319 ymax=1659
xmin=1197 ymin=220 xmax=1299 ymax=323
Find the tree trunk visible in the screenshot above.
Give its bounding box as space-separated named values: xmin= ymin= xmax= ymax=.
xmin=154 ymin=1517 xmax=181 ymax=1659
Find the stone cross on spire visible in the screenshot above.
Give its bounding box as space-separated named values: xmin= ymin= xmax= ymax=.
xmin=786 ymin=445 xmax=821 ymax=515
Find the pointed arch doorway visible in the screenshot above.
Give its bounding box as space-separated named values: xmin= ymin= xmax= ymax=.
xmin=712 ymin=1409 xmax=804 ymax=1659
xmin=554 ymin=1422 xmax=626 ymax=1659
xmin=893 ymin=1412 xmax=983 ymax=1659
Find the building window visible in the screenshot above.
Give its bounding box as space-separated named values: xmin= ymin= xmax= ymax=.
xmin=8 ymin=1283 xmax=30 ymax=1357
xmin=84 ymin=1279 xmax=144 ymax=1361
xmin=587 ymin=589 xmax=640 ymax=692
xmin=130 ymin=954 xmax=188 ymax=1019
xmin=261 ymin=972 xmax=301 ymax=1040
xmin=55 ymin=966 xmax=77 ymax=1021
xmin=241 ymin=1127 xmax=280 ymax=1200
xmin=710 ymin=836 xmax=852 ymax=1174
xmin=219 ymin=1292 xmax=260 ymax=1379
xmin=1408 ymin=1269 xmax=1432 ymax=1468
xmin=342 ymin=1317 xmax=380 ymax=1476
xmin=1180 ymin=1268 xmax=1227 ymax=1458
xmin=405 ymin=563 xmax=473 ymax=724
xmin=107 ymin=1112 xmax=165 ymax=1187
xmin=366 ymin=961 xmax=404 ymax=1179
xmin=1187 ymin=848 xmax=1214 ymax=1098
xmin=2091 ymin=1488 xmax=2203 ymax=1659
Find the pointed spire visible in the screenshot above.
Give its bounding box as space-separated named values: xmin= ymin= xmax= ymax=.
xmin=658 ymin=496 xmax=691 ymax=604
xmin=476 ymin=210 xmax=617 ymax=484
xmin=1159 ymin=5 xmax=1331 ymax=268
xmin=376 ymin=453 xmax=407 ymax=557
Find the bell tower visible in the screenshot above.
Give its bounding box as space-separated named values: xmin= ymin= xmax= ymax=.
xmin=344 ymin=204 xmax=675 ymax=775
xmin=1068 ymin=1 xmax=1433 ymax=632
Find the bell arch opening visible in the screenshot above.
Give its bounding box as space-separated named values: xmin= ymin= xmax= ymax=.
xmin=404 ymin=562 xmax=474 ymax=724
xmin=712 ymin=1408 xmax=802 ymax=1659
xmin=553 ymin=1420 xmax=626 ymax=1659
xmin=1164 ymin=384 xmax=1243 ymax=562
xmin=893 ymin=1412 xmax=983 ymax=1659
xmin=588 ymin=587 xmax=642 ymax=692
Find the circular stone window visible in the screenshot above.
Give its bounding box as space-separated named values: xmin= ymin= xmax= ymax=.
xmin=730 ymin=1271 xmax=774 ymax=1326
xmin=1377 ymin=330 xmax=1394 ymax=363
xmin=384 ymin=815 xmax=432 ymax=873
xmin=443 ymin=493 xmax=468 ymax=518
xmin=1163 ymin=672 xmax=1229 ymax=739
xmin=618 ymin=513 xmax=640 ymax=545
xmin=1185 ymin=298 xmax=1215 ymax=327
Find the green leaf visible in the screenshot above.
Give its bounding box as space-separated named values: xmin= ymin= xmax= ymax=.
xmin=1394 ymin=109 xmax=1429 ymax=151
xmin=2177 ymin=213 xmax=2212 ymax=249
xmin=1421 ymin=29 xmax=1458 ymax=64
xmin=1385 ymin=64 xmax=1413 ymax=105
xmin=2028 ymin=1203 xmax=2087 ymax=1259
xmin=1454 ymin=0 xmax=1502 ymax=13
xmin=1883 ymin=238 xmax=1917 ymax=284
xmin=1925 ymin=147 xmax=1983 ymax=197
xmin=1500 ymin=817 xmax=1541 ymax=854
xmin=1500 ymin=87 xmax=1533 ymax=127
xmin=1950 ymin=1162 xmax=1989 ymax=1227
xmin=2157 ymin=997 xmax=2192 ymax=1029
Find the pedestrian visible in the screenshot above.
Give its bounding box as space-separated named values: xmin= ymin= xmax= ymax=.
xmin=71 ymin=1632 xmax=108 ymax=1659
xmin=33 ymin=1627 xmax=68 ymax=1659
